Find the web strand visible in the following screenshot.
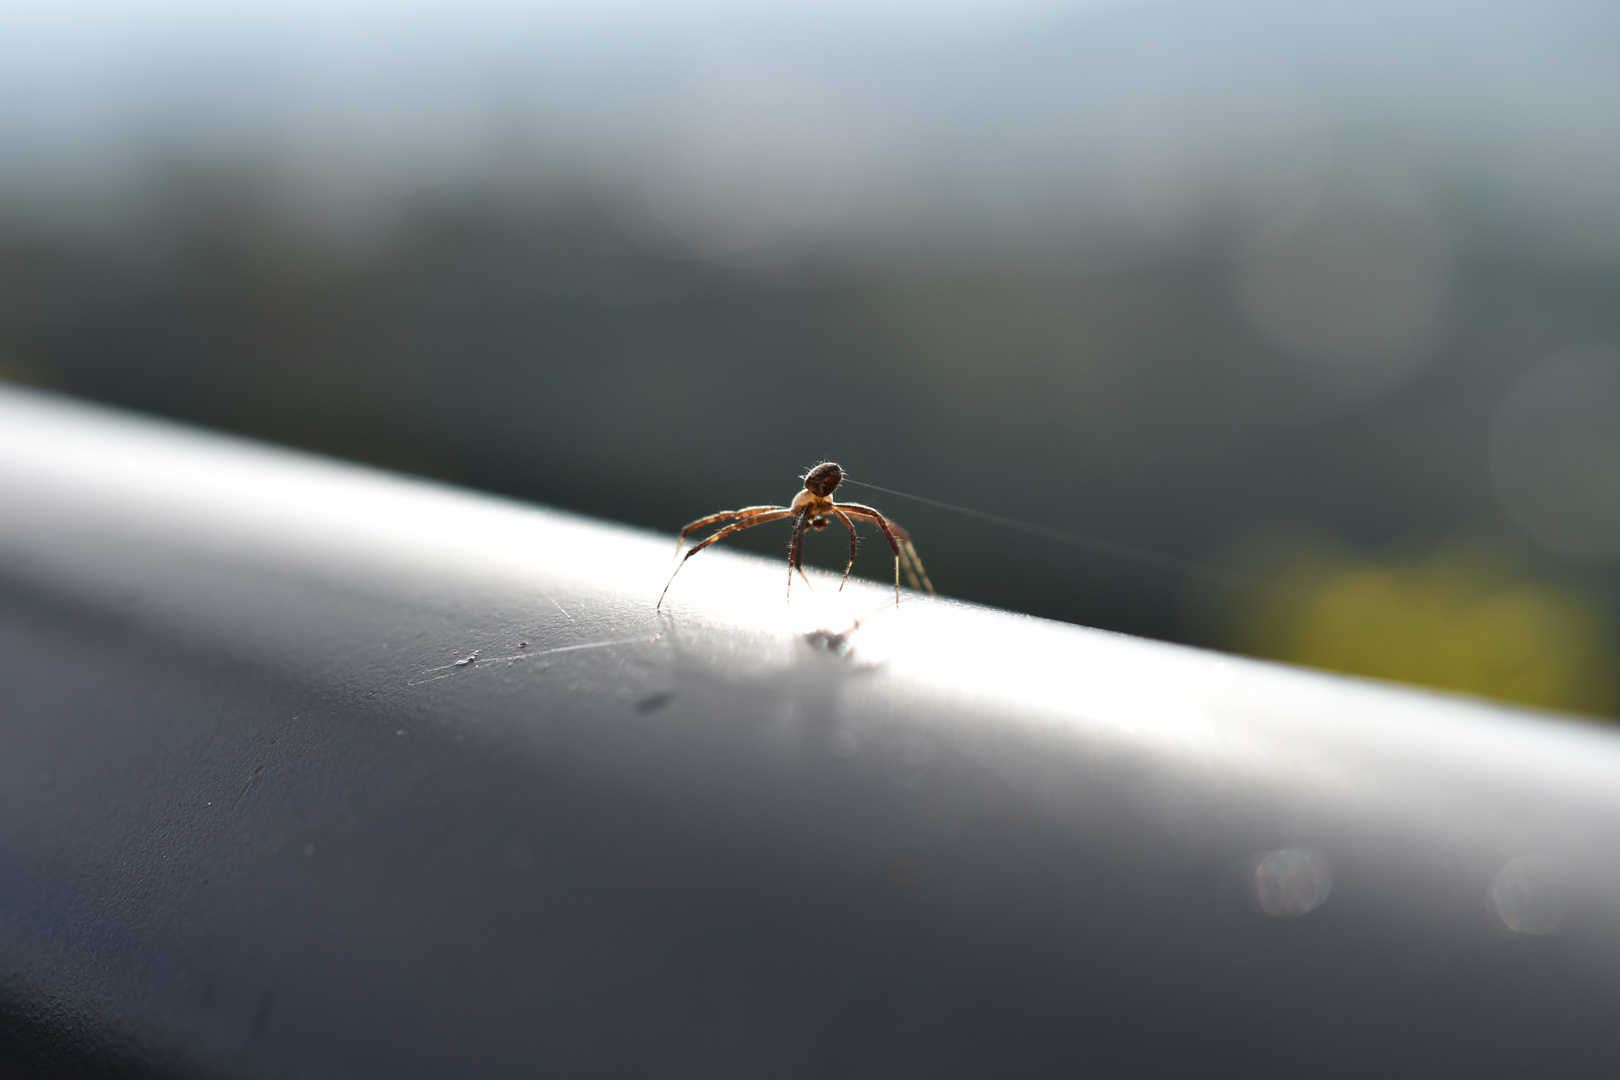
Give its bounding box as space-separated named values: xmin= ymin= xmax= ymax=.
xmin=840 ymin=476 xmax=1264 ymax=590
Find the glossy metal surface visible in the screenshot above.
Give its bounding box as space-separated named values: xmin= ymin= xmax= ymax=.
xmin=2 ymin=384 xmax=1619 ymax=1078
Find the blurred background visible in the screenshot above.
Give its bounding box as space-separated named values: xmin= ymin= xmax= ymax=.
xmin=0 ymin=0 xmax=1616 ymax=716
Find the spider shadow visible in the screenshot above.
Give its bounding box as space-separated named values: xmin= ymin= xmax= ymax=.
xmin=795 ymin=590 xmax=911 ymax=673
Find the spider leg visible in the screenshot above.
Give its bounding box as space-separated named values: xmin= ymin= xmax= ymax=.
xmin=834 ymin=504 xmax=902 ymax=606
xmin=830 ymin=508 xmax=859 ymax=591
xmin=895 ymin=543 xmax=922 ymax=592
xmin=787 ymin=507 xmax=813 ymax=600
xmin=883 ymin=520 xmax=933 ymax=594
xmin=901 ymin=537 xmax=934 ymax=594
xmin=882 ymin=519 xmax=922 ymax=591
xmin=676 ymin=505 xmax=785 ymax=554
xmin=658 ymin=509 xmax=795 ymax=609
xmin=839 ymin=503 xmax=935 ymax=597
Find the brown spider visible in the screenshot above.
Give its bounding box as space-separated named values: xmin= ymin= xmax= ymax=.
xmin=658 ymin=462 xmax=934 ymax=609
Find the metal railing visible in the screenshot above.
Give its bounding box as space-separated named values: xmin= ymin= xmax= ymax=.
xmin=2 ymin=383 xmax=1618 ymax=1078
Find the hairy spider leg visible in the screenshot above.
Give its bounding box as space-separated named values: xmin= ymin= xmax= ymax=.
xmin=658 ymin=509 xmax=796 ymax=609
xmin=900 ymin=537 xmax=934 ymax=593
xmin=878 ymin=519 xmax=933 ymax=593
xmin=835 ymin=504 xmax=904 ymax=605
xmin=895 ymin=542 xmax=922 ymax=591
xmin=686 ymin=507 xmax=791 ymax=561
xmin=675 ymin=505 xmax=785 ymax=554
xmin=848 ymin=510 xmax=934 ymax=595
xmin=880 ymin=519 xmax=922 ymax=591
xmin=830 ymin=508 xmax=860 ymax=590
xmin=787 ymin=506 xmax=816 ymax=600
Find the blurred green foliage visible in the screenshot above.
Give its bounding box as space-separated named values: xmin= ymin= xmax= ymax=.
xmin=1206 ymin=530 xmax=1616 ymax=715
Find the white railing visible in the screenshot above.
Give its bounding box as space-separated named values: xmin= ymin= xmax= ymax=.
xmin=1 ymin=382 xmax=1617 ymax=1077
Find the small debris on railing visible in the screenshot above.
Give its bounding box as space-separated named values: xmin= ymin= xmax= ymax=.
xmin=407 ymin=634 xmax=661 ymax=687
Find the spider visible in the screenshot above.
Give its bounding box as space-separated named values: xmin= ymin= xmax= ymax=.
xmin=658 ymin=462 xmax=934 ymax=609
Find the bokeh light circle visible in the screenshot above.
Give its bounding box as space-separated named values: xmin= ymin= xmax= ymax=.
xmin=1119 ymin=69 xmax=1330 ymax=258
xmin=1253 ymin=846 xmax=1333 ymax=918
xmin=1236 ymin=164 xmax=1450 ymax=397
xmin=1488 ymin=855 xmax=1573 ymax=937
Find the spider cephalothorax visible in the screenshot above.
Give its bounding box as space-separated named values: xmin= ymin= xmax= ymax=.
xmin=658 ymin=462 xmax=932 ymax=609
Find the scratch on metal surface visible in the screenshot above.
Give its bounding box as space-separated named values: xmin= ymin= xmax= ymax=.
xmin=551 ymin=598 xmax=574 ymax=621
xmin=408 ymin=635 xmax=659 ymax=687
xmin=234 ymin=764 xmax=266 ymax=805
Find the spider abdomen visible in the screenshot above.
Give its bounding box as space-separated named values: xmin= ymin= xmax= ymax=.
xmin=802 ymin=462 xmax=843 ymax=498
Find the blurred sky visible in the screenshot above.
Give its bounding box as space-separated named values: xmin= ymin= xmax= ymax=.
xmin=0 ymin=0 xmax=1617 ymax=714
xmin=3 ymin=0 xmax=1617 ymax=256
